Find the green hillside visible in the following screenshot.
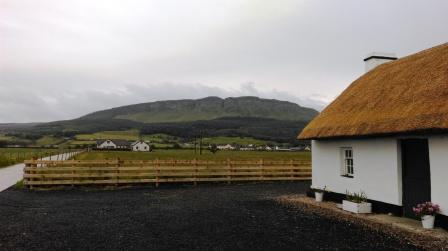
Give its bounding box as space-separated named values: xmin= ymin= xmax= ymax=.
xmin=80 ymin=96 xmax=318 ymax=123
xmin=1 ymin=96 xmax=318 ymax=145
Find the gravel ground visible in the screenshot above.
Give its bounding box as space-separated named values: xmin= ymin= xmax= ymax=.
xmin=0 ymin=182 xmax=421 ymax=251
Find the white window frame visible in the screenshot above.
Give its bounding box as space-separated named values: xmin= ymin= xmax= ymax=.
xmin=341 ymin=147 xmax=354 ymax=177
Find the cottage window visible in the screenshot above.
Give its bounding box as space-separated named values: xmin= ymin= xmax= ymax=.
xmin=341 ymin=148 xmax=354 ymax=177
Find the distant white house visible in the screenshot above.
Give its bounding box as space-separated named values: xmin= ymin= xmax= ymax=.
xmin=274 ymin=146 xmax=291 ymax=151
xmin=131 ymin=141 xmax=151 ymax=152
xmin=96 ymin=139 xmax=131 ymax=150
xmin=217 ymin=144 xmax=235 ymax=150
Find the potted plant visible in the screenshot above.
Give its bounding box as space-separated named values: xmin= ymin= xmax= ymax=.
xmin=342 ymin=191 xmax=372 ymax=214
xmin=312 ymin=186 xmax=327 ymax=202
xmin=413 ymin=202 xmax=440 ymax=229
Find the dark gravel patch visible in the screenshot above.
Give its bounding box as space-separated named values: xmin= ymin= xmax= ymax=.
xmin=0 ymin=182 xmax=421 ymax=250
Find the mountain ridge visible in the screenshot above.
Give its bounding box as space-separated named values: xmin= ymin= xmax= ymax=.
xmin=2 ymin=96 xmax=318 ymax=144
xmin=78 ymin=96 xmax=318 ymax=123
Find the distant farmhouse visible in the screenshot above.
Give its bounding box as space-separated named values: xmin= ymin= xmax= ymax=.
xmin=96 ymin=139 xmax=131 ymax=150
xmin=217 ymin=144 xmax=235 ymax=150
xmin=299 ymin=43 xmax=448 ymax=228
xmin=131 ymin=140 xmax=151 ymax=152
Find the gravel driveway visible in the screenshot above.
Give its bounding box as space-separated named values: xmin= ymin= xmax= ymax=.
xmin=0 ymin=182 xmax=420 ymax=250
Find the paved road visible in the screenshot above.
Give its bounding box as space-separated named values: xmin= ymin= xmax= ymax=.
xmin=0 ymin=152 xmax=80 ymax=192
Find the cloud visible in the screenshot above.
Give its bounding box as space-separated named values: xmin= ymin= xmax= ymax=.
xmin=0 ymin=82 xmax=326 ymax=123
xmin=1 ymin=0 xmax=447 ymax=123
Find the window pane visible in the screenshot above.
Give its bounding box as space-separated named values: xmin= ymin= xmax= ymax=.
xmin=341 ymin=148 xmax=354 ymax=176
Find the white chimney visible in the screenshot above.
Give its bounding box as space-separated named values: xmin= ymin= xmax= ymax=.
xmin=364 ymin=52 xmax=397 ymax=72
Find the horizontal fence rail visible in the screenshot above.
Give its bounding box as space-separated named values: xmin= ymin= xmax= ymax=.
xmin=23 ymin=159 xmax=311 ymax=188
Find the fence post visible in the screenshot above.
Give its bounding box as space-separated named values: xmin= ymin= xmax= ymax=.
xmin=140 ymin=160 xmax=145 ymax=185
xmin=193 ymin=158 xmax=197 ymax=186
xmin=227 ymin=158 xmax=231 ymax=184
xmin=27 ymin=157 xmax=38 ymax=190
xmin=71 ymin=158 xmax=75 ymax=188
xmin=155 ymin=158 xmax=160 ymax=188
xmin=260 ymin=158 xmax=264 ymax=180
xmin=290 ymin=159 xmax=294 ymax=178
xmin=116 ymin=158 xmax=120 ymax=187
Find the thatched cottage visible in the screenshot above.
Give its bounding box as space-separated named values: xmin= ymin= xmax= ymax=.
xmin=299 ymin=43 xmax=448 ymax=228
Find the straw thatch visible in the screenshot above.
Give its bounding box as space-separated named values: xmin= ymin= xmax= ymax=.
xmin=299 ymin=42 xmax=448 ymax=139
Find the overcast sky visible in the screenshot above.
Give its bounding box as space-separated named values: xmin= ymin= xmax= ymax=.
xmin=1 ymin=0 xmax=447 ymax=123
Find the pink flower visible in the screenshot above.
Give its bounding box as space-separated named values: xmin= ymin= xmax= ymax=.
xmin=413 ymin=202 xmax=440 ymax=216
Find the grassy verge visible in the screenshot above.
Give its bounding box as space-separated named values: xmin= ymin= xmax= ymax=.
xmin=14 ymin=179 xmax=24 ymax=189
xmin=0 ymin=155 xmax=16 ymax=167
xmin=0 ymin=148 xmax=61 ymax=168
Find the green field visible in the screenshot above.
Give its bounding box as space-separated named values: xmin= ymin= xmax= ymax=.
xmin=72 ymin=130 xmax=275 ymax=149
xmin=200 ymin=136 xmax=271 ymax=145
xmin=76 ymin=130 xmax=141 ymax=141
xmin=74 ymin=131 xmax=179 ymax=148
xmin=75 ymin=149 xmax=311 ymax=161
xmin=0 ymin=148 xmax=60 ymax=168
xmin=67 ymin=140 xmax=97 ymax=146
xmin=0 ymin=134 xmax=14 ymax=141
xmin=35 ymin=136 xmax=65 ymax=146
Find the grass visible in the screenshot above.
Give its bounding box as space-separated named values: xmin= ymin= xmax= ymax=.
xmin=73 ymin=130 xmax=276 ymax=150
xmin=75 ymin=149 xmax=311 ymax=161
xmin=0 ymin=148 xmax=60 ymax=168
xmin=143 ymin=133 xmax=180 ymax=143
xmin=14 ymin=179 xmax=24 ymax=189
xmin=76 ymin=129 xmax=140 ymax=141
xmin=35 ymin=136 xmax=65 ymax=146
xmin=200 ymin=136 xmax=271 ymax=145
xmin=0 ymin=155 xmax=16 ymax=167
xmin=67 ymin=140 xmax=97 ymax=146
xmin=0 ymin=134 xmax=14 ymax=141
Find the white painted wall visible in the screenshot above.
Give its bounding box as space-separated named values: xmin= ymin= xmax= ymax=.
xmin=428 ymin=136 xmax=448 ymax=216
xmin=132 ymin=141 xmax=150 ymax=152
xmin=311 ymin=138 xmax=402 ymax=205
xmin=98 ymin=140 xmax=117 ymax=149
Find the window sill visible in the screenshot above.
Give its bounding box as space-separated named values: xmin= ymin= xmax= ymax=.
xmin=340 ymin=175 xmax=354 ymax=179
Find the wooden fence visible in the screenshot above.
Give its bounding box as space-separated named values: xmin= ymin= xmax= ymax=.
xmin=23 ymin=159 xmax=311 ymax=188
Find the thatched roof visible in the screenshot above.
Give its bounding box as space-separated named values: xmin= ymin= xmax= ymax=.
xmin=299 ymin=42 xmax=448 ymax=140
